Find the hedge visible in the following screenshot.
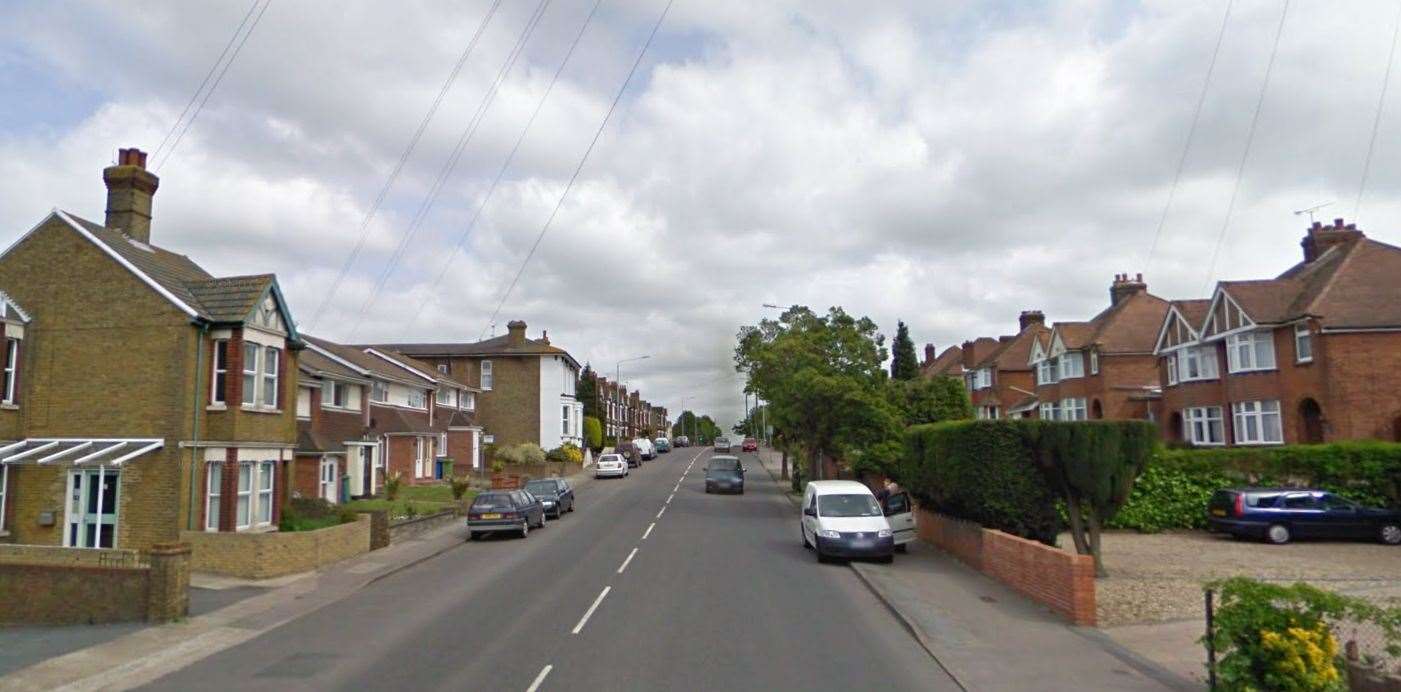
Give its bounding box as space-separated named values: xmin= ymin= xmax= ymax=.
xmin=1109 ymin=441 xmax=1401 ymax=532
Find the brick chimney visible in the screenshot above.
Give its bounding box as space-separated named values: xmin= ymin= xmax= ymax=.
xmin=1301 ymin=218 xmax=1365 ymax=263
xmin=924 ymin=343 xmax=936 ymax=365
xmin=1019 ymin=310 xmax=1045 ymax=331
xmin=103 ymin=148 xmax=159 ymax=243
xmin=540 ymin=329 xmax=550 ymax=345
xmin=506 ymin=320 xmax=527 ymax=345
xmin=1110 ymin=273 xmax=1147 ymax=306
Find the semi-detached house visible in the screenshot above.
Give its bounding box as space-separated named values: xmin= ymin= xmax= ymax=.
xmin=962 ymin=312 xmax=1049 ymax=420
xmin=0 ymin=148 xmax=301 ymax=550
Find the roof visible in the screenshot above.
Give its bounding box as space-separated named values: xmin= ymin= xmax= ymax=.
xmin=1057 ymin=290 xmax=1170 ymax=354
xmin=185 ymin=274 xmax=277 ymax=323
xmin=298 ymin=347 xmax=369 ymax=382
xmin=1008 ymin=394 xmax=1040 ymax=413
xmin=363 ymin=348 xmax=476 ymax=390
xmin=920 ymin=345 xmax=964 ymax=378
xmin=303 ymin=334 xmax=426 ymax=387
xmin=375 ymin=333 xmax=580 ymax=369
xmin=1173 ymin=299 xmax=1212 ymax=327
xmin=1215 ymin=234 xmax=1401 ymax=330
xmin=961 ymin=337 xmax=1002 ymax=370
xmin=296 ymin=428 xmax=344 ymax=455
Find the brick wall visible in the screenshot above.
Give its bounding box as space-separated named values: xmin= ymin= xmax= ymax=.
xmin=180 ymin=514 xmax=370 ymax=579
xmin=914 ymin=507 xmax=1096 ymax=626
xmin=0 ymin=542 xmax=189 ymax=624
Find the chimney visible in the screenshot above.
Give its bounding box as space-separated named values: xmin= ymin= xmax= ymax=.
xmin=998 ymin=335 xmax=1014 ymax=343
xmin=1110 ymin=272 xmax=1147 ymax=306
xmin=540 ymin=329 xmax=550 ymax=345
xmin=1018 ymin=310 xmax=1045 ymax=331
xmin=506 ymin=320 xmax=527 ymax=345
xmin=1301 ymin=218 xmax=1365 ymax=263
xmin=103 ymin=148 xmax=159 ymax=243
xmin=924 ymin=343 xmax=936 ymax=365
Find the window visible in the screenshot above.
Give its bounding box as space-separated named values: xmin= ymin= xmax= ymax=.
xmin=205 ymin=463 xmax=222 ymax=530
xmin=235 ymin=461 xmax=275 ymax=530
xmin=1037 ymin=358 xmax=1058 ymax=385
xmin=236 ymin=463 xmax=252 ymax=529
xmin=1165 ymin=353 xmax=1178 ymax=385
xmin=262 ymin=347 xmax=279 ymax=408
xmin=1178 ymin=346 xmax=1219 ymax=382
xmin=1061 ymin=397 xmax=1087 ymax=421
xmin=1233 ymin=400 xmax=1283 ymax=444
xmin=0 ymin=465 xmax=7 ymax=532
xmin=439 ymin=433 xmax=448 ymax=455
xmin=481 ymin=360 xmax=493 ymax=390
xmin=1295 ymin=324 xmax=1313 ymax=363
xmin=562 ymin=405 xmax=571 ymax=435
xmin=1 ymin=338 xmax=16 ymax=404
xmin=1226 ymin=331 xmax=1276 ymax=373
xmin=242 ymin=343 xmax=259 ymax=405
xmin=1058 ymin=352 xmax=1084 ymax=379
xmin=371 ymin=381 xmax=388 ymax=403
xmin=407 ymin=389 xmax=427 ymax=409
xmin=331 ymin=381 xmax=348 ymax=408
xmin=1183 ymin=407 xmax=1224 ymax=446
xmin=1039 ymin=402 xmax=1060 ymax=420
xmin=1282 ymin=493 xmax=1319 ymax=510
xmin=296 ymin=387 xmax=311 ymax=419
xmin=211 ymin=340 xmax=228 ymax=404
xmin=436 ymin=388 xmax=453 ymax=406
xmin=1089 ymin=350 xmax=1099 ymax=375
xmin=257 ymin=461 xmax=274 ymax=525
xmin=971 ymin=368 xmax=992 ymax=389
xmin=461 ymin=391 xmax=475 ymax=411
xmin=437 ymin=364 xmax=449 ymax=374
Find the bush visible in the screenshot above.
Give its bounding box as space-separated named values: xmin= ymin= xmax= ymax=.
xmin=279 ymin=497 xmax=358 ymax=532
xmin=546 ymin=443 xmax=583 ymax=464
xmin=384 ymin=472 xmax=403 ymax=500
xmin=495 ymin=443 xmax=547 ymax=467
xmin=1108 ymin=461 xmax=1234 ymax=532
xmin=449 ymin=476 xmax=471 ymax=501
xmin=584 ymin=416 xmax=603 ymax=451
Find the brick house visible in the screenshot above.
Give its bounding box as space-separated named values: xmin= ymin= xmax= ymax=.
xmin=372 ymin=319 xmax=583 ymax=452
xmin=0 ymin=148 xmax=301 ymax=550
xmin=919 ymin=342 xmax=964 ymax=380
xmin=962 ymin=312 xmax=1049 ymax=419
xmin=1156 ymin=219 xmax=1401 ymax=446
xmin=1030 ymin=274 xmax=1169 ymax=422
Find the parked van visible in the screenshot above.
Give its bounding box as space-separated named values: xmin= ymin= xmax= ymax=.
xmin=800 ymin=481 xmax=894 ymax=563
xmin=634 ymin=438 xmax=656 ymax=460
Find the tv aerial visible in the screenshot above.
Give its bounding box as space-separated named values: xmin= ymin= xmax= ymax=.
xmin=1292 ymin=202 xmax=1333 ymax=223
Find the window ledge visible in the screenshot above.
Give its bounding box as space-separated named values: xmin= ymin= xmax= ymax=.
xmin=1295 ymin=358 xmax=1314 ymax=365
xmin=1227 ymin=368 xmax=1278 ymax=375
xmin=207 ymin=404 xmax=228 ymax=412
xmin=0 ymin=403 xmax=16 ymax=411
xmin=240 ymin=406 xmax=284 ymax=415
xmin=1233 ymin=441 xmax=1285 ymax=447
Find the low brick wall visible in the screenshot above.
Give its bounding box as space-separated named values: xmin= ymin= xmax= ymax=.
xmin=388 ymin=510 xmax=459 ymax=543
xmin=180 ymin=515 xmax=370 ymax=579
xmin=1345 ymin=658 xmax=1401 ymax=692
xmin=0 ymin=543 xmax=189 ymax=625
xmin=357 ymin=509 xmax=390 ymax=551
xmin=915 ymin=507 xmax=1096 ymax=626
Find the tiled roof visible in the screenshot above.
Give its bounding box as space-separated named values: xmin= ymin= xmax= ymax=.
xmin=961 ymin=337 xmax=1002 ymax=369
xmin=376 ymin=333 xmax=580 ymax=368
xmin=920 ymin=346 xmax=964 ymax=378
xmin=1218 ymin=236 xmax=1401 ymax=329
xmin=365 ymin=348 xmax=475 ymax=390
xmin=303 ymin=334 xmax=424 ymax=385
xmin=974 ymin=325 xmax=1049 ymax=371
xmin=1058 ymin=291 xmax=1170 ymax=354
xmin=1173 ymin=299 xmax=1212 ymax=328
xmin=299 ymin=347 xmax=367 ymax=381
xmin=185 ymin=274 xmax=275 ymax=323
xmin=297 ymin=427 xmax=344 ymax=454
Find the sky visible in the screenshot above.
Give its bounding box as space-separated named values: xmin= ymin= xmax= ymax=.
xmin=4 ymin=0 xmax=1401 ymax=429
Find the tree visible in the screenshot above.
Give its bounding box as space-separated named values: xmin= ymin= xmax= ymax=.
xmin=578 ymin=364 xmax=598 ymax=420
xmin=583 ymin=416 xmax=603 ymax=451
xmin=890 ymin=320 xmax=919 ymax=380
xmin=886 ymin=375 xmax=973 ymax=426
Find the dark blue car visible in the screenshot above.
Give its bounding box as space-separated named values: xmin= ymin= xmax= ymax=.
xmin=1207 ymin=488 xmax=1401 ymax=545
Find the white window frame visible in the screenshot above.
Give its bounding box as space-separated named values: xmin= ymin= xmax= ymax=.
xmin=241 ymin=343 xmax=259 ymax=406
xmin=211 ymin=339 xmax=228 ymax=405
xmin=1295 ymin=324 xmax=1313 ymax=363
xmin=436 ymin=387 xmax=453 ymax=406
xmin=414 ymin=437 xmax=428 ymax=478
xmin=1089 ymin=350 xmax=1099 ymax=375
xmin=1233 ymin=400 xmax=1283 ymax=445
xmin=205 ymin=462 xmax=222 ymax=531
xmin=329 ymin=381 xmax=348 ymax=409
xmin=1 ymin=338 xmax=16 ymax=404
xmin=1061 ymin=397 xmax=1087 ymax=421
xmin=257 ymin=461 xmax=274 ymax=525
xmin=1183 ymin=407 xmax=1224 ymax=446
xmin=1165 ymin=353 xmax=1179 ymax=386
xmin=1036 ymin=358 xmax=1057 ymax=385
xmin=481 ymin=360 xmax=493 ymax=391
xmin=1039 ymin=402 xmax=1060 ymax=420
xmin=371 ymin=380 xmax=389 ymax=403
xmin=562 ymin=404 xmax=571 ymax=435
xmin=0 ymin=465 xmax=7 ymax=533
xmin=437 ymin=364 xmax=449 ymax=374
xmin=461 ymin=391 xmax=475 ymax=411
xmin=1226 ymin=331 xmax=1276 ymax=373
xmin=1178 ymin=345 xmax=1219 ymax=382
xmin=261 ymin=346 xmax=279 ymax=409
xmin=407 ymin=388 xmax=427 ymax=410
xmin=236 ymin=462 xmax=253 ymax=530
xmin=1058 ymin=352 xmax=1084 ymax=380
xmin=439 ymin=432 xmax=448 ymax=456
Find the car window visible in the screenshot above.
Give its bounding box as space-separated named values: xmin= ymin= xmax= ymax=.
xmin=818 ymin=494 xmax=882 ymax=518
xmin=525 ymin=481 xmax=556 ymax=495
xmin=472 ymin=494 xmax=513 ymax=510
xmin=1283 ymin=493 xmax=1319 ymax=510
xmin=1321 ymin=494 xmax=1356 ymax=510
xmin=885 ymin=493 xmax=909 ymax=514
xmin=1249 ymin=493 xmax=1281 ymax=508
xmin=707 ymin=459 xmax=739 ymax=472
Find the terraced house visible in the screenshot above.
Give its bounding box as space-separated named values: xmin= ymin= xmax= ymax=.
xmin=1156 ymin=219 xmax=1401 ymax=446
xmin=0 ymin=148 xmax=300 ymax=550
xmin=962 ymin=311 xmax=1049 ymax=419
xmin=1029 ymin=274 xmax=1169 ymax=422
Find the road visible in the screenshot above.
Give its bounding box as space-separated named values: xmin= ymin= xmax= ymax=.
xmin=141 ymin=446 xmax=957 ymax=691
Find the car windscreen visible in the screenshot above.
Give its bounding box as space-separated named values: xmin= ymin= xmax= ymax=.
xmin=599 ymin=455 xmax=622 ymax=463
xmin=525 ymin=481 xmax=558 ymax=495
xmin=707 ymin=459 xmax=739 ymax=472
xmin=818 ymin=494 xmax=882 ymax=518
xmin=471 ymin=494 xmax=514 ymax=510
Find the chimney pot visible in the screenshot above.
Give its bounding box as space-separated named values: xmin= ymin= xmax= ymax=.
xmin=1335 ymin=218 xmax=1345 ymax=228
xmin=1110 ymin=272 xmax=1147 ymax=305
xmin=924 ymin=343 xmax=936 ymax=364
xmin=1018 ymin=310 xmax=1045 ymax=331
xmin=103 ymin=147 xmax=159 ymax=243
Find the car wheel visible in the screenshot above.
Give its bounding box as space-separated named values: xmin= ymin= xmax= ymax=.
xmin=895 ymin=543 xmax=908 ymax=554
xmin=535 ymin=513 xmax=546 ymax=529
xmin=520 ymin=521 xmax=529 ymax=539
xmin=1379 ymin=523 xmax=1401 ymax=545
xmin=468 ymin=531 xmax=480 ymax=541
xmin=878 ymin=554 xmax=894 ymax=564
xmin=802 ymin=526 xmax=812 ymax=549
xmin=1266 ymin=523 xmax=1291 ymax=545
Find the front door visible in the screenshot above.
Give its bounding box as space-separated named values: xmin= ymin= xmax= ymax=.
xmin=320 ymin=458 xmax=339 ymax=503
xmin=67 ymin=469 xmax=119 ymax=548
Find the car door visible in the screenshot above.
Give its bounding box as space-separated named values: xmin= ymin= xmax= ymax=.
xmin=884 ymin=492 xmax=916 ymax=544
xmin=802 ymin=491 xmax=818 ymax=541
xmin=1281 ymin=493 xmax=1325 ymax=538
xmin=1319 ymin=494 xmax=1369 ymax=539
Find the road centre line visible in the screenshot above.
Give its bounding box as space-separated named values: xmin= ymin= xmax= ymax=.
xmin=617 ymin=547 xmax=639 ymax=574
xmin=526 ymin=664 xmax=552 ymax=692
xmin=571 ymin=587 xmax=611 ymax=635
xmin=642 ymin=522 xmax=655 ymax=540
xmin=656 ymin=506 xmax=666 ymax=519
xmin=666 ymin=493 xmax=674 ymax=504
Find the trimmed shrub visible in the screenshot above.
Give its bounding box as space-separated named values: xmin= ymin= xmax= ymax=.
xmin=583 ymin=416 xmax=603 ymax=451
xmin=495 ymin=443 xmax=547 ymax=466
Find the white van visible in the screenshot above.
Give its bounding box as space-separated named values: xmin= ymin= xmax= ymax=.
xmin=634 ymin=438 xmax=656 ymax=460
xmin=800 ymin=480 xmax=895 ymax=563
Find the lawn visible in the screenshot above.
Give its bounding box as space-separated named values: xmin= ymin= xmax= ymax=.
xmin=342 ymin=483 xmax=472 ymax=520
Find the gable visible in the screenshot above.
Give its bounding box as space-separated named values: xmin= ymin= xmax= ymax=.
xmin=1202 ymin=289 xmax=1255 ymax=339
xmin=1027 ymin=337 xmax=1046 ymax=366
xmin=1154 ymin=306 xmax=1198 ymax=353
xmin=0 ymin=291 xmax=30 ymax=324
xmin=1049 ymin=332 xmax=1066 ymax=357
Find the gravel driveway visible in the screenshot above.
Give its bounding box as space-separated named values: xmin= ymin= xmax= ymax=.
xmin=1069 ymin=530 xmax=1401 ymax=626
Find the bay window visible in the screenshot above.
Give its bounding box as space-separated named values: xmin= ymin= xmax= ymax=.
xmin=461 ymin=391 xmax=475 ymax=411
xmin=236 ymin=463 xmax=252 ymax=529
xmin=1232 ymin=400 xmax=1283 ymax=445
xmin=1178 ymin=346 xmax=1219 ymax=382
xmin=1183 ymin=407 xmax=1224 ymax=446
xmin=1226 ymin=331 xmax=1276 ymax=373
xmin=562 ymin=404 xmax=571 ymax=435
xmin=1039 ymin=402 xmax=1060 ymax=420
xmin=257 ymin=461 xmax=274 ymax=525
xmin=234 ymin=461 xmax=275 ymax=530
xmin=436 ymin=388 xmax=453 ymax=406
xmin=241 ymin=343 xmax=259 ymax=405
xmin=1037 ymin=359 xmax=1058 ymax=385
xmin=1 ymin=337 xmax=16 ymax=403
xmin=211 ymin=340 xmax=228 ymax=404
xmin=1058 ymin=352 xmax=1084 ymax=379
xmin=1061 ymin=397 xmax=1087 ymax=421
xmin=1165 ymin=353 xmax=1179 ymax=385
xmin=1295 ymin=324 xmax=1313 ymax=363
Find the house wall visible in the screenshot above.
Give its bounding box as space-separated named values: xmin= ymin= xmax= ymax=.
xmin=538 ymin=355 xmax=581 ymax=450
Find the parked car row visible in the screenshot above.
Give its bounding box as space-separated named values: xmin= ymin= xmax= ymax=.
xmin=466 ymin=478 xmax=577 ymax=540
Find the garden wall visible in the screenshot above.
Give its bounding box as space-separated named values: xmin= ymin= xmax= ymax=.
xmin=180 ymin=515 xmax=370 ymax=579
xmin=0 ymin=543 xmax=189 ymax=625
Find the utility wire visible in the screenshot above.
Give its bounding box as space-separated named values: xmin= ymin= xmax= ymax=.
xmin=401 ymin=0 xmax=605 ymax=335
xmin=1354 ymin=0 xmax=1401 ymax=225
xmin=346 ymin=0 xmax=552 ymax=341
xmin=306 ymin=0 xmax=505 ymax=333
xmin=480 ymin=0 xmax=677 ymax=340
xmin=1202 ymin=0 xmax=1290 ymax=294
xmin=1144 ymin=0 xmax=1233 ymax=274
xmin=156 ymin=0 xmax=272 ymax=172
xmin=151 ymin=0 xmax=260 ymax=163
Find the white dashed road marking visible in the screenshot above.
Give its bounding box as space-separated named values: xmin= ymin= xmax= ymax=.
xmin=572 ymin=587 xmax=611 ymax=635
xmin=527 ymin=665 xmax=552 ymax=692
xmin=656 ymin=506 xmax=666 ymax=519
xmin=617 ymin=547 xmax=639 ymax=574
xmin=666 ymin=493 xmax=674 ymax=504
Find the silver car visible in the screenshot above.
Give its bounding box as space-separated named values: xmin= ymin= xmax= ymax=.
xmin=594 ymin=453 xmax=629 ymax=479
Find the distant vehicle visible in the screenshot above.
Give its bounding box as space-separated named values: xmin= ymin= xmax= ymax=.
xmin=704 ymin=455 xmax=745 ymax=494
xmin=636 ymin=438 xmax=656 ymax=460
xmin=467 ymin=490 xmax=545 ymax=539
xmin=595 ymin=453 xmax=630 ymax=478
xmin=654 ymin=437 xmax=671 ymax=453
xmin=1208 ymin=488 xmax=1401 ymax=545
xmin=525 ymin=478 xmax=576 ymax=518
xmin=675 ymin=436 xmax=690 ymax=447
xmin=714 ymin=437 xmax=732 ymax=453
xmin=800 ymin=480 xmax=894 ymax=563
xmin=742 ymin=437 xmax=758 ymax=452
xmin=882 ymin=490 xmax=916 ymax=552
xmin=616 ymin=442 xmax=642 ymax=468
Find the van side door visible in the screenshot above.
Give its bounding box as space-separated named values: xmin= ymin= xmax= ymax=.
xmin=884 ymin=492 xmax=916 ymax=545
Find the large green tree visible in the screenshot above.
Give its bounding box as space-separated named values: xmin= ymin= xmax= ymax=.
xmin=577 ymin=364 xmax=598 ymax=420
xmin=886 ymin=375 xmax=973 ymax=426
xmin=890 ymin=320 xmax=919 ymax=380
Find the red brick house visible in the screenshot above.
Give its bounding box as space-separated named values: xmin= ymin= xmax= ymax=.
xmin=918 ymin=342 xmax=964 ymax=380
xmin=1030 ymin=274 xmax=1168 ymax=422
xmin=1155 ymin=219 xmax=1401 ymax=446
xmin=962 ymin=312 xmax=1049 ymax=419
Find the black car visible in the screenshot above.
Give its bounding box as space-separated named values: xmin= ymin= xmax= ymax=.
xmin=1207 ymin=488 xmax=1401 ymax=545
xmin=525 ymin=478 xmax=576 ymax=519
xmin=704 ymin=455 xmax=745 ymax=494
xmin=467 ymin=490 xmax=545 ymax=539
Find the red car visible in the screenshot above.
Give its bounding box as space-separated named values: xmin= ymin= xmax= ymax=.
xmin=742 ymin=437 xmax=758 ymax=452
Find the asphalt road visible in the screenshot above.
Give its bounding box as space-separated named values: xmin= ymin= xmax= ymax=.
xmin=141 ymin=446 xmax=956 ymax=691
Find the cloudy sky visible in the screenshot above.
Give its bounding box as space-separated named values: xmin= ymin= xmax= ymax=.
xmin=3 ymin=0 xmax=1401 ymax=428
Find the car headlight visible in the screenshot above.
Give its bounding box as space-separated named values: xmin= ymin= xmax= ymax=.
xmin=877 ymin=529 xmax=892 ymax=538
xmin=542 ymin=500 xmax=554 ymax=506
xmin=817 ymin=529 xmax=841 ymax=539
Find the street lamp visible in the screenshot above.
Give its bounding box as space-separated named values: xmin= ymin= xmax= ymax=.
xmin=615 ymin=355 xmax=650 ymax=385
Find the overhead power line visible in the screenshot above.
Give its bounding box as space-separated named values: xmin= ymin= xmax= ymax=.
xmin=480 ymin=0 xmax=677 ymax=340
xmin=1144 ymin=0 xmax=1234 ymax=274
xmin=346 ymin=0 xmax=553 ymax=341
xmin=1354 ymin=0 xmax=1401 ymax=225
xmin=151 ymin=0 xmax=260 ymax=164
xmin=307 ymin=0 xmax=505 ymax=332
xmin=401 ymin=0 xmax=606 ymax=334
xmin=1202 ymin=0 xmax=1290 ymax=294
xmin=155 ymin=0 xmax=273 ymax=172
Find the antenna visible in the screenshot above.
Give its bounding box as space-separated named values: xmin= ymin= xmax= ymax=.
xmin=1292 ymin=201 xmax=1333 ymax=223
